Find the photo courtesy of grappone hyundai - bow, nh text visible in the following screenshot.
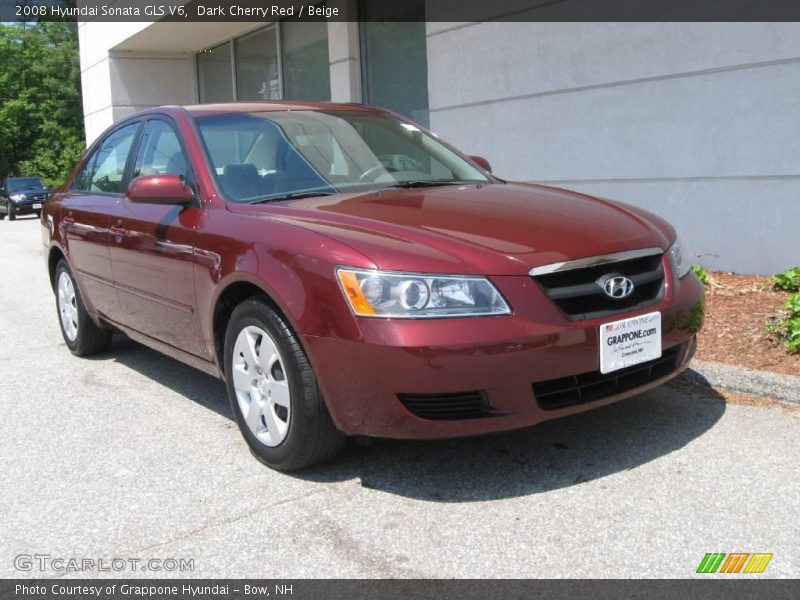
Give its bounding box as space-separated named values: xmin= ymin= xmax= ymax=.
xmin=41 ymin=102 xmax=704 ymax=470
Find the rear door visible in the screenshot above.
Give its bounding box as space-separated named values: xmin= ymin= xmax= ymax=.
xmin=61 ymin=121 xmax=141 ymax=320
xmin=107 ymin=117 xmax=206 ymax=356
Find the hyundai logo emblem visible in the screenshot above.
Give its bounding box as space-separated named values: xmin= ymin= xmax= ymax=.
xmin=599 ymin=275 xmax=635 ymax=299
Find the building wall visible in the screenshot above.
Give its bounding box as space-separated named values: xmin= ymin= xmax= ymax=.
xmin=79 ymin=21 xmax=197 ymax=143
xmin=77 ymin=2 xmax=359 ymax=144
xmin=426 ymin=23 xmax=800 ymax=274
xmin=78 ymin=20 xmax=799 ymax=275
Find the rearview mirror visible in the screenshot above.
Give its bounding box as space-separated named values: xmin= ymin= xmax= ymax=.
xmin=127 ymin=174 xmax=193 ymax=205
xmin=468 ymin=155 xmax=492 ymax=174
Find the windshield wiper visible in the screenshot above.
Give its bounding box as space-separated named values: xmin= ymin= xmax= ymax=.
xmin=249 ymin=190 xmax=336 ymax=204
xmin=384 ymin=180 xmax=479 ymax=189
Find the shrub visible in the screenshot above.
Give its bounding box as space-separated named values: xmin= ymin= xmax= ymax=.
xmin=768 ymin=292 xmax=800 ymax=354
xmin=772 ymin=267 xmax=800 ymax=292
xmin=691 ymin=264 xmax=709 ymax=285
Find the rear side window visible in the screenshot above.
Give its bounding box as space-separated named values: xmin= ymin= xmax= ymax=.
xmin=75 ymin=123 xmax=139 ymax=194
xmin=133 ymin=119 xmax=189 ymax=180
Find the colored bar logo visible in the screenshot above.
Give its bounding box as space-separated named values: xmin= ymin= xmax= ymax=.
xmin=696 ymin=553 xmax=773 ymax=574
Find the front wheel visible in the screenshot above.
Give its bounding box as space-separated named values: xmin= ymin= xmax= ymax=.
xmin=55 ymin=260 xmax=113 ymax=356
xmin=8 ymin=206 xmax=15 ymax=221
xmin=224 ymin=298 xmax=345 ymax=471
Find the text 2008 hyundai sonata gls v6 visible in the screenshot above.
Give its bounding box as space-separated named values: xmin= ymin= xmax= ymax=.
xmin=42 ymin=102 xmax=704 ymax=470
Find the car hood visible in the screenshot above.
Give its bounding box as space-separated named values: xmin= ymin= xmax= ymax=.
xmin=229 ymin=182 xmax=675 ymax=276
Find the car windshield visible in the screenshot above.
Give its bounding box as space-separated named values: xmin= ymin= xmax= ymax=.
xmin=7 ymin=177 xmax=45 ymax=192
xmin=194 ymin=110 xmax=490 ymax=203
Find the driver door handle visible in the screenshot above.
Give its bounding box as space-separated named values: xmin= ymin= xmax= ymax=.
xmin=109 ymin=219 xmax=126 ymax=243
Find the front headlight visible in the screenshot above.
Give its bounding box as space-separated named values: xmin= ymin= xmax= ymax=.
xmin=9 ymin=193 xmax=25 ymax=202
xmin=336 ymin=267 xmax=511 ymax=318
xmin=669 ymin=237 xmax=691 ymax=279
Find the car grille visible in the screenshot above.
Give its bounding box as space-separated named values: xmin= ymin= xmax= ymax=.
xmin=533 ymin=345 xmax=683 ymax=410
xmin=531 ymin=251 xmax=666 ymax=320
xmin=398 ymin=390 xmax=490 ymax=420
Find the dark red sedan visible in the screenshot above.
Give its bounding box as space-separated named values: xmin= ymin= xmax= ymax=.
xmin=42 ymin=102 xmax=704 ymax=470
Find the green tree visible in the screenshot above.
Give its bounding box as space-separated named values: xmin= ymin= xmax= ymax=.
xmin=0 ymin=21 xmax=85 ymax=186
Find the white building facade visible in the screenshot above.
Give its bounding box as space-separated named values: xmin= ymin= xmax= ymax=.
xmin=78 ymin=7 xmax=800 ymax=275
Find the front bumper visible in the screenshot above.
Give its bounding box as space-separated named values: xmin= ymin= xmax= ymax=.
xmin=303 ymin=271 xmax=705 ymax=439
xmin=8 ymin=200 xmax=44 ymax=215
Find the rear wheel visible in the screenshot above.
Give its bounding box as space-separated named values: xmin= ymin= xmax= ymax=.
xmin=55 ymin=260 xmax=112 ymax=356
xmin=0 ymin=211 xmax=5 ymax=221
xmin=224 ymin=298 xmax=345 ymax=471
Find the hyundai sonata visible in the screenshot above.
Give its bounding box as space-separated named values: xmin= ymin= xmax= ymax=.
xmin=42 ymin=102 xmax=704 ymax=470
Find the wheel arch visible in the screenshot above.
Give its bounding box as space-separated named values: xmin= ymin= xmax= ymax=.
xmin=47 ymin=245 xmax=67 ymax=291
xmin=211 ymin=278 xmax=293 ymax=374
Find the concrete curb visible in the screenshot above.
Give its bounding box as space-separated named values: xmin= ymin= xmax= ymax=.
xmin=683 ymin=359 xmax=800 ymax=405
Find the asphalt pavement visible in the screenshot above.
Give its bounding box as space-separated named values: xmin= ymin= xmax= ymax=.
xmin=1 ymin=217 xmax=798 ymax=578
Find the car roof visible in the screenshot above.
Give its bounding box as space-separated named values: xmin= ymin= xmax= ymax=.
xmin=181 ymin=101 xmax=382 ymax=118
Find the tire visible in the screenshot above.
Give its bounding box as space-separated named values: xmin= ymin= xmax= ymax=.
xmin=224 ymin=298 xmax=345 ymax=471
xmin=0 ymin=211 xmax=5 ymax=221
xmin=35 ymin=211 xmax=41 ymax=219
xmin=54 ymin=259 xmax=113 ymax=356
xmin=8 ymin=206 xmax=15 ymax=221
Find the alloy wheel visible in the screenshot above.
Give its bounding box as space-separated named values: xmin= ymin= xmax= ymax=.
xmin=231 ymin=325 xmax=291 ymax=447
xmin=57 ymin=271 xmax=79 ymax=342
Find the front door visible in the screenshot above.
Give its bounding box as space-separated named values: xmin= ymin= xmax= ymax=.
xmin=107 ymin=118 xmax=206 ymax=357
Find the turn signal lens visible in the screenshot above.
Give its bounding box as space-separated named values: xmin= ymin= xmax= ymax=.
xmin=336 ymin=270 xmax=376 ymax=316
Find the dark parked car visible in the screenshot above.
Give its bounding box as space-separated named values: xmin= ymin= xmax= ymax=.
xmin=1 ymin=176 xmax=49 ymax=220
xmin=42 ymin=102 xmax=704 ymax=470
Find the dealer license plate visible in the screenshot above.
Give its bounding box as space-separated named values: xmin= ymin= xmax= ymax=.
xmin=600 ymin=311 xmax=662 ymax=374
xmin=32 ymin=203 xmax=42 ymax=209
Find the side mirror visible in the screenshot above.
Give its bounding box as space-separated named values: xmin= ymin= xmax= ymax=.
xmin=468 ymin=155 xmax=492 ymax=174
xmin=127 ymin=174 xmax=193 ymax=205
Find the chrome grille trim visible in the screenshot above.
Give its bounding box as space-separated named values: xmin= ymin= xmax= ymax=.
xmin=528 ymin=247 xmax=665 ymax=277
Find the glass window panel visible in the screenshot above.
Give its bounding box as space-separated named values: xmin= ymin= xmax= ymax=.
xmin=197 ymin=42 xmax=234 ymax=102
xmin=86 ymin=123 xmax=139 ymax=194
xmin=281 ymin=20 xmax=331 ymax=101
xmin=235 ymin=27 xmax=281 ymax=101
xmin=360 ymin=0 xmax=429 ymax=126
xmin=133 ymin=120 xmax=188 ymax=180
xmin=195 ymin=110 xmax=487 ymax=203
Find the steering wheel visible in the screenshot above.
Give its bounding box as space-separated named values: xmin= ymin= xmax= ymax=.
xmin=358 ymin=165 xmax=386 ymax=182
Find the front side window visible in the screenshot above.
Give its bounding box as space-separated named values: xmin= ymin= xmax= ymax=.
xmin=195 ymin=110 xmax=489 ymax=203
xmin=133 ymin=120 xmax=189 ymax=180
xmin=76 ymin=123 xmax=139 ymax=194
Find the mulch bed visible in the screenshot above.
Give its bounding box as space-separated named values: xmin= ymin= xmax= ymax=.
xmin=695 ymin=271 xmax=800 ymax=377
